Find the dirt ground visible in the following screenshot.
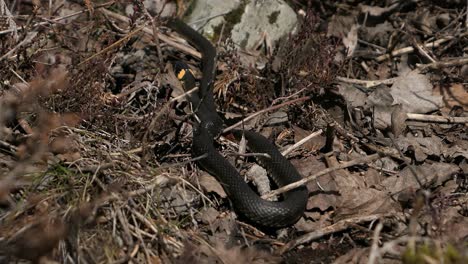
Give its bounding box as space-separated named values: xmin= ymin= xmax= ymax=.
xmin=0 ymin=0 xmax=467 ymax=263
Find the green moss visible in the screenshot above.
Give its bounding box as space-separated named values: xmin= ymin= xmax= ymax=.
xmin=182 ymin=0 xmax=197 ymax=19
xmin=402 ymin=242 xmax=468 ymax=264
xmin=268 ymin=10 xmax=280 ymax=24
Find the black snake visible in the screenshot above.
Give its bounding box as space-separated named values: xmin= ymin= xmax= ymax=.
xmin=167 ymin=19 xmax=308 ymax=228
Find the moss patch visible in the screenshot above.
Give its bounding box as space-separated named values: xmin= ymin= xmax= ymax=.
xmin=212 ymin=0 xmax=249 ymax=43
xmin=268 ymin=10 xmax=280 ymax=24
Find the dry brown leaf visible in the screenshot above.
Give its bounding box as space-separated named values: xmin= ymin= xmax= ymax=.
xmin=390 ymin=69 xmax=443 ymax=114
xmin=391 ymin=104 xmax=407 ymax=137
xmin=198 ymin=207 xmax=220 ymax=225
xmin=381 ymin=162 xmax=460 ymax=196
xmin=199 ymin=172 xmax=226 ymax=198
xmin=293 ymin=125 xmax=326 ymax=152
xmin=395 ymin=134 xmax=444 ymax=162
xmin=307 ymin=173 xmax=339 ymax=211
xmin=433 ymin=83 xmax=468 ymax=112
xmin=332 ymin=248 xmax=369 ymax=264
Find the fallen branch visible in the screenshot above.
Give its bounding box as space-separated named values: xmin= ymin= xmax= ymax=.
xmin=279 ymin=213 xmax=391 ymax=254
xmin=376 ymin=32 xmax=468 ymax=62
xmin=262 ymin=153 xmax=381 ymax=199
xmin=336 ymin=76 xmax=398 ymax=88
xmin=222 ymin=96 xmax=311 ymax=133
xmin=406 ymin=113 xmax=468 ymax=124
xmin=281 ymin=130 xmax=323 ymax=156
xmin=0 ymin=32 xmax=37 ymax=62
xmin=417 ymin=56 xmax=468 ymax=71
xmin=0 ymin=1 xmax=115 ymax=35
xmin=100 ymin=9 xmax=201 ymax=59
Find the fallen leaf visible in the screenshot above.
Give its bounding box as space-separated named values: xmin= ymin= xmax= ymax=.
xmin=390 ymin=69 xmax=443 ymax=114
xmin=433 ymin=83 xmax=468 ymax=112
xmin=395 ymin=134 xmax=443 ymax=162
xmin=293 ymin=125 xmax=326 ymax=152
xmin=198 ymin=207 xmax=220 ymax=225
xmin=381 ymin=162 xmax=460 ymax=195
xmin=199 ymin=172 xmax=227 ymax=198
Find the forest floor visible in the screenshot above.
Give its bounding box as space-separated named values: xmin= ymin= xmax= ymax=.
xmin=0 ymin=0 xmax=467 ymax=263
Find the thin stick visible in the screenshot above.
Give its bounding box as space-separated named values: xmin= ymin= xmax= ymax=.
xmin=406 ymin=113 xmax=468 ymax=124
xmin=0 ymin=31 xmax=37 ymax=62
xmin=262 ymin=153 xmax=381 ymax=199
xmin=78 ymin=26 xmax=145 ymax=65
xmin=417 ymin=56 xmax=468 ymax=71
xmin=100 ymin=9 xmax=201 ymax=59
xmin=222 ymin=96 xmax=310 ymax=133
xmin=281 ymin=130 xmax=323 ymax=156
xmin=0 ymin=1 xmax=116 ymax=35
xmin=376 ymin=32 xmax=468 ymax=62
xmin=336 ymin=76 xmax=398 ymax=88
xmin=279 ymin=213 xmax=390 ymax=254
xmin=368 ymin=222 xmax=384 ymax=264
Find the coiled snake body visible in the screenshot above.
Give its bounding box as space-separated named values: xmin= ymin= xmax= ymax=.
xmin=167 ymin=19 xmax=308 ymax=228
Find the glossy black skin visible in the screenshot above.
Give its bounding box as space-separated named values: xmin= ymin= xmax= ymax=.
xmin=168 ymin=19 xmax=308 ymax=228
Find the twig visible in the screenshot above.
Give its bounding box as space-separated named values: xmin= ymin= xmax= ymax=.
xmin=368 ymin=222 xmax=383 ymax=264
xmin=223 ymin=96 xmax=310 ymax=133
xmin=0 ymin=1 xmax=115 ymax=35
xmin=406 ymin=113 xmax=468 ymax=124
xmin=100 ymin=8 xmax=202 ymax=59
xmin=281 ymin=129 xmax=323 ymax=156
xmin=189 ymin=11 xmax=230 ymax=26
xmin=0 ymin=0 xmax=18 ymax=40
xmin=0 ymin=140 xmax=17 ymax=153
xmin=0 ymin=31 xmax=38 ymax=62
xmin=376 ymin=32 xmax=468 ymax=62
xmin=262 ymin=153 xmax=381 ymax=200
xmin=78 ymin=26 xmax=145 ymax=65
xmin=336 ymin=76 xmax=397 ymax=88
xmin=279 ymin=213 xmax=390 ymax=254
xmin=414 ymin=42 xmax=436 ymax=63
xmin=416 ymin=56 xmax=468 ymax=71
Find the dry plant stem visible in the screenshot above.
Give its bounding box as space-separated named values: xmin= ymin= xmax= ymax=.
xmin=414 ymin=42 xmax=436 ymax=63
xmin=142 ymin=7 xmax=164 ymax=70
xmin=141 ymin=86 xmax=199 ymax=162
xmin=126 ymin=206 xmax=159 ymax=235
xmin=78 ymin=26 xmax=145 ymax=65
xmin=323 ymin=123 xmax=335 ymax=153
xmin=0 ymin=1 xmax=116 ymax=35
xmin=336 ymin=76 xmax=397 ymax=88
xmin=417 ymin=56 xmax=468 ymax=71
xmin=223 ymin=96 xmax=311 ymax=133
xmin=0 ymin=139 xmax=17 ymax=153
xmin=281 ymin=129 xmax=323 ymax=156
xmin=262 ymin=153 xmax=381 ymax=200
xmin=279 ymin=213 xmax=390 ymax=254
xmin=406 ymin=113 xmax=468 ymax=124
xmin=100 ymin=9 xmax=201 ymax=59
xmin=376 ymin=32 xmax=468 ymax=62
xmin=378 ymin=235 xmax=435 ymax=258
xmin=0 ymin=32 xmax=37 ymax=61
xmin=364 ymin=143 xmax=411 ymax=163
xmin=368 ymin=222 xmax=384 ymax=264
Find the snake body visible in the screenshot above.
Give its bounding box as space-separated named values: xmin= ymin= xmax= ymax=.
xmin=168 ymin=19 xmax=308 ymax=228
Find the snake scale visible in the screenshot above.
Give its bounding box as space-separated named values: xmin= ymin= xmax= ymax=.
xmin=167 ymin=19 xmax=308 ymax=228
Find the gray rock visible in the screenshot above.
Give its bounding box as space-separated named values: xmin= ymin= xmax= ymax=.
xmin=231 ymin=0 xmax=297 ymax=50
xmin=185 ymin=0 xmax=242 ymax=38
xmin=125 ymin=0 xmax=176 ymax=17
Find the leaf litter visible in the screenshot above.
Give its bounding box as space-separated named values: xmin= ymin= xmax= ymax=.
xmin=0 ymin=0 xmax=467 ymax=263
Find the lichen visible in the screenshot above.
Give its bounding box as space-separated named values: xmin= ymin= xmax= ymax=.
xmin=268 ymin=10 xmax=280 ymax=24
xmin=212 ymin=0 xmax=249 ymax=43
